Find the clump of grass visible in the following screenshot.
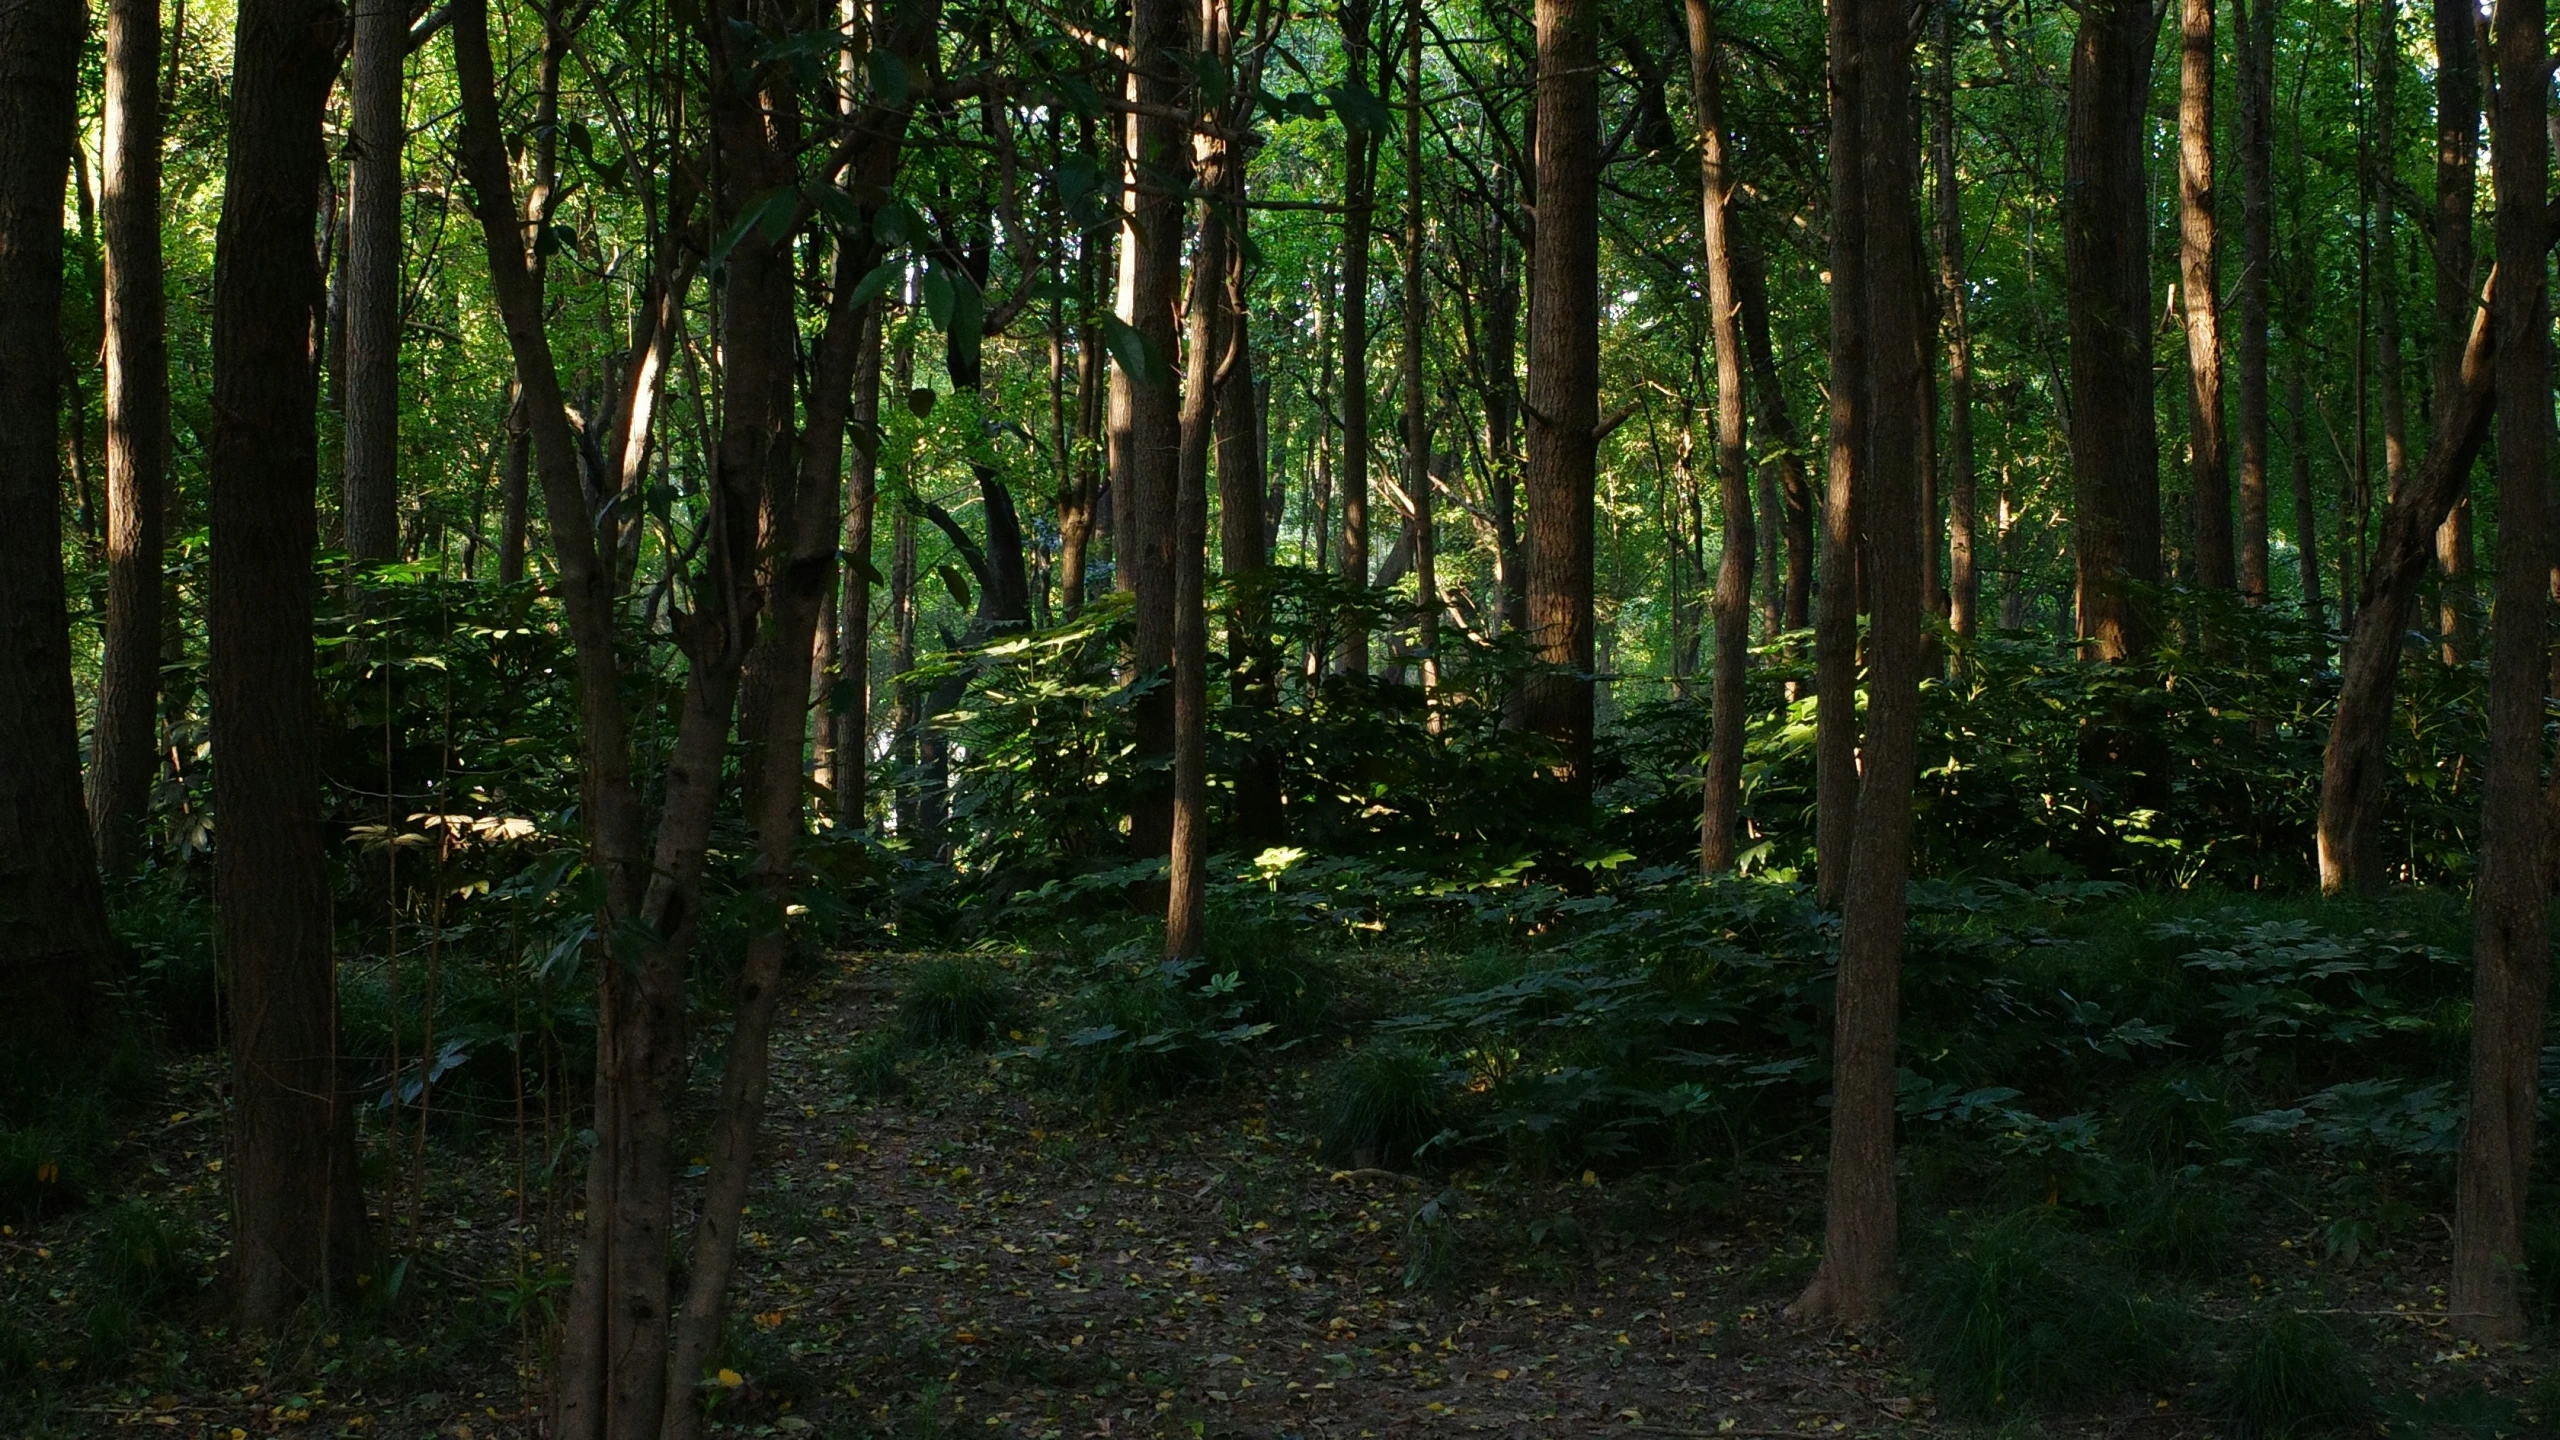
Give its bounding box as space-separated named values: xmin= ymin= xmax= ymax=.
xmin=2112 ymin=1064 xmax=2245 ymax=1167
xmin=0 ymin=1109 xmax=106 ymax=1221
xmin=898 ymin=959 xmax=1015 ymax=1050
xmin=1058 ymin=974 xmax=1217 ymax=1103
xmin=1202 ymin=910 xmax=1337 ymax=1039
xmin=2212 ymin=1310 xmax=2366 ymax=1436
xmin=92 ymin=1198 xmax=196 ymax=1309
xmin=2113 ymin=1167 xmax=2239 ymax=1277
xmin=1319 ymin=1040 xmax=1449 ymax=1171
xmin=1904 ymin=1208 xmax=2188 ymax=1416
xmin=838 ymin=1033 xmax=909 ymax=1101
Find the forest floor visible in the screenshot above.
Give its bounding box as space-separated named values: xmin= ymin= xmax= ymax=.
xmin=10 ymin=947 xmax=2554 ymax=1439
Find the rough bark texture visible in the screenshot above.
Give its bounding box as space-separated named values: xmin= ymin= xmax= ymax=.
xmin=2234 ymin=0 xmax=2273 ymax=601
xmin=1335 ymin=0 xmax=1379 ymax=674
xmin=1110 ymin=0 xmax=1189 ymax=851
xmin=2064 ymin=0 xmax=2163 ymax=661
xmin=2318 ymin=279 xmax=2495 ymax=895
xmin=1812 ymin=0 xmax=1865 ymax=908
xmin=1933 ymin=4 xmax=1976 ymax=644
xmin=1516 ymin=0 xmax=1601 ymax=803
xmin=208 ymin=0 xmax=368 ymax=1327
xmin=0 ymin=0 xmax=115 ymax=1064
xmin=831 ymin=311 xmax=886 ymax=823
xmin=1738 ymin=247 xmax=1811 ymax=631
xmin=1686 ymin=0 xmax=1751 ymax=874
xmin=91 ymin=0 xmax=170 ymax=873
xmin=1219 ymin=171 xmax=1284 ymax=843
xmin=2431 ymin=0 xmax=2480 ymax=655
xmin=2450 ymin=0 xmax=2552 ymax=1341
xmin=342 ymin=0 xmax=405 ymax=562
xmin=1168 ymin=0 xmax=1225 ymax=962
xmin=1402 ymin=0 xmax=1436 ymax=706
xmin=2179 ymin=0 xmax=2231 ymax=591
xmin=2287 ymin=222 xmax=2323 ymax=623
xmin=1795 ymin=0 xmax=1925 ymax=1325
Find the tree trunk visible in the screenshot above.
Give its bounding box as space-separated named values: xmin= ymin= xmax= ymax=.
xmin=1488 ymin=216 xmax=1527 ymax=635
xmin=2288 ymin=220 xmax=2323 ymax=624
xmin=1219 ymin=77 xmax=1282 ymax=843
xmin=342 ymin=0 xmax=403 ymax=562
xmin=2180 ymin=0 xmax=2232 ymax=592
xmin=1795 ymin=0 xmax=1925 ymax=1325
xmin=209 ymin=0 xmax=368 ymax=1327
xmin=0 ymin=0 xmax=115 ymax=1065
xmin=2449 ymin=0 xmax=2552 ymax=1340
xmin=1517 ymin=0 xmax=1601 ymax=804
xmin=1110 ymin=0 xmax=1189 ymax=852
xmin=2235 ymin=0 xmax=2274 ymax=602
xmin=1685 ymin=0 xmax=1752 ymax=875
xmin=1337 ymin=0 xmax=1379 ymax=674
xmin=91 ymin=0 xmax=169 ymax=874
xmin=2374 ymin=0 xmax=2411 ymax=515
xmin=1933 ymin=4 xmax=1977 ymax=644
xmin=1402 ymin=0 xmax=1436 ymax=708
xmin=1812 ymin=0 xmax=1866 ymax=908
xmin=1168 ymin=0 xmax=1224 ymax=962
xmin=2065 ymin=0 xmax=2164 ymax=661
xmin=1737 ymin=245 xmax=1811 ymax=631
xmin=2431 ymin=0 xmax=2480 ymax=656
xmin=831 ymin=309 xmax=886 ymax=823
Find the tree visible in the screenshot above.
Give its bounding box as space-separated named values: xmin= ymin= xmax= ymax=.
xmin=89 ymin=0 xmax=170 ymax=874
xmin=0 ymin=0 xmax=114 ymax=1065
xmin=2429 ymin=0 xmax=2480 ymax=656
xmin=208 ymin=0 xmax=369 ymax=1325
xmin=2179 ymin=0 xmax=2231 ymax=592
xmin=342 ymin=0 xmax=405 ymax=562
xmin=1684 ymin=0 xmax=1751 ymax=874
xmin=1933 ymin=3 xmax=1977 ymax=644
xmin=1334 ymin=0 xmax=1381 ymax=675
xmin=2449 ymin=0 xmax=2552 ymax=1340
xmin=2234 ymin=0 xmax=2273 ymax=601
xmin=1401 ymin=0 xmax=1436 ymax=707
xmin=1169 ymin=0 xmax=1228 ymax=961
xmin=1811 ymin=0 xmax=1864 ymax=908
xmin=2064 ymin=0 xmax=2163 ymax=663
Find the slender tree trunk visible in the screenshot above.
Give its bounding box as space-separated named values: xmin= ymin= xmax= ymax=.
xmin=2449 ymin=0 xmax=2552 ymax=1340
xmin=832 ymin=309 xmax=885 ymax=822
xmin=91 ymin=0 xmax=169 ymax=873
xmin=2180 ymin=0 xmax=2232 ymax=591
xmin=0 ymin=0 xmax=115 ymax=1063
xmin=497 ymin=382 xmax=529 ymax=584
xmin=2066 ymin=0 xmax=2164 ymax=662
xmin=1737 ymin=246 xmax=1812 ymax=631
xmin=1337 ymin=0 xmax=1379 ymax=674
xmin=2374 ymin=0 xmax=2412 ymax=516
xmin=1686 ymin=0 xmax=1752 ymax=875
xmin=342 ymin=0 xmax=404 ymax=562
xmin=2432 ymin=0 xmax=2480 ymax=655
xmin=2288 ymin=221 xmax=2323 ymax=623
xmin=1517 ymin=0 xmax=1601 ymax=803
xmin=1488 ymin=217 xmax=1527 ymax=634
xmin=209 ymin=0 xmax=367 ymax=1327
xmin=1403 ymin=0 xmax=1437 ymax=707
xmin=1934 ymin=4 xmax=1977 ymax=644
xmin=2318 ymin=277 xmax=2496 ymax=893
xmin=1812 ymin=0 xmax=1866 ymax=908
xmin=2235 ymin=0 xmax=2274 ymax=602
xmin=1168 ymin=0 xmax=1225 ymax=962
xmin=1111 ymin=0 xmax=1189 ymax=852
xmin=1795 ymin=0 xmax=1926 ymax=1325
xmin=1218 ymin=97 xmax=1282 ymax=842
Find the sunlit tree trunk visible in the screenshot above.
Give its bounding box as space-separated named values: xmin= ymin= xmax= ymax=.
xmin=1336 ymin=0 xmax=1379 ymax=674
xmin=1933 ymin=3 xmax=1977 ymax=645
xmin=2180 ymin=0 xmax=2231 ymax=591
xmin=2449 ymin=0 xmax=2552 ymax=1340
xmin=1169 ymin=0 xmax=1225 ymax=962
xmin=1517 ymin=0 xmax=1601 ymax=803
xmin=1402 ymin=0 xmax=1436 ymax=708
xmin=342 ymin=0 xmax=404 ymax=562
xmin=0 ymin=0 xmax=115 ymax=1063
xmin=1685 ymin=0 xmax=1751 ymax=875
xmin=1812 ymin=0 xmax=1865 ymax=908
xmin=209 ymin=0 xmax=369 ymax=1327
xmin=90 ymin=0 xmax=169 ymax=873
xmin=2431 ymin=0 xmax=2480 ymax=657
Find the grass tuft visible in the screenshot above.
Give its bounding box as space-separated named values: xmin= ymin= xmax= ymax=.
xmin=1904 ymin=1207 xmax=2188 ymax=1416
xmin=2211 ymin=1309 xmax=2366 ymax=1436
xmin=1319 ymin=1040 xmax=1449 ymax=1171
xmin=898 ymin=959 xmax=1016 ymax=1051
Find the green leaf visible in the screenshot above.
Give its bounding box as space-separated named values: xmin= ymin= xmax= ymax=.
xmin=938 ymin=562 xmax=974 ymax=612
xmin=920 ymin=262 xmax=955 ymax=329
xmin=844 ymin=257 xmax=902 ymax=310
xmin=866 ymin=48 xmax=910 ymax=107
xmin=708 ymin=188 xmax=797 ymax=270
xmin=908 ymin=387 xmax=937 ymax=418
xmin=1101 ymin=314 xmax=1164 ymax=385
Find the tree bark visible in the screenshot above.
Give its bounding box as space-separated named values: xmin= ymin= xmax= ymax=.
xmin=1933 ymin=3 xmax=1977 ymax=644
xmin=1737 ymin=245 xmax=1811 ymax=631
xmin=2235 ymin=0 xmax=2274 ymax=601
xmin=1110 ymin=0 xmax=1189 ymax=853
xmin=1517 ymin=0 xmax=1601 ymax=804
xmin=2065 ymin=0 xmax=2164 ymax=661
xmin=0 ymin=0 xmax=115 ymax=1065
xmin=2180 ymin=0 xmax=2232 ymax=592
xmin=1402 ymin=0 xmax=1436 ymax=708
xmin=342 ymin=0 xmax=404 ymax=562
xmin=91 ymin=0 xmax=170 ymax=873
xmin=1812 ymin=0 xmax=1865 ymax=908
xmin=1795 ymin=0 xmax=1925 ymax=1326
xmin=2449 ymin=0 xmax=2552 ymax=1341
xmin=1336 ymin=0 xmax=1380 ymax=674
xmin=209 ymin=0 xmax=368 ymax=1327
xmin=1685 ymin=0 xmax=1751 ymax=875
xmin=1168 ymin=0 xmax=1225 ymax=962
xmin=2373 ymin=0 xmax=2411 ymax=516
xmin=1219 ymin=165 xmax=1284 ymax=843
xmin=2431 ymin=0 xmax=2480 ymax=656
xmin=2287 ymin=219 xmax=2323 ymax=624
xmin=830 ymin=309 xmax=886 ymax=823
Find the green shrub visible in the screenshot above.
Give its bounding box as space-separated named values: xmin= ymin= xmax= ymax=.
xmin=2113 ymin=1168 xmax=2239 ymax=1278
xmin=1319 ymin=1040 xmax=1449 ymax=1170
xmin=1202 ymin=910 xmax=1337 ymax=1039
xmin=839 ymin=1033 xmax=910 ymax=1101
xmin=2113 ymin=1065 xmax=2244 ymax=1167
xmin=92 ymin=1199 xmax=196 ymax=1309
xmin=1057 ymin=971 xmax=1222 ymax=1102
xmin=2212 ymin=1310 xmax=2366 ymax=1436
xmin=1905 ymin=1208 xmax=2188 ymax=1415
xmin=0 ymin=1108 xmax=107 ymax=1222
xmin=899 ymin=959 xmax=1016 ymax=1050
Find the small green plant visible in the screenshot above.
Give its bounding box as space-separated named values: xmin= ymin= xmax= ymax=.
xmin=91 ymin=1198 xmax=196 ymax=1309
xmin=0 ymin=1112 xmax=104 ymax=1221
xmin=2212 ymin=1309 xmax=2366 ymax=1436
xmin=898 ymin=959 xmax=1015 ymax=1050
xmin=2112 ymin=1065 xmax=2244 ymax=1167
xmin=1319 ymin=1040 xmax=1449 ymax=1170
xmin=1056 ymin=969 xmax=1222 ymax=1103
xmin=1202 ymin=909 xmax=1337 ymax=1039
xmin=2113 ymin=1167 xmax=2238 ymax=1277
xmin=1401 ymin=1187 xmax=1465 ymax=1291
xmin=839 ymin=1033 xmax=910 ymax=1100
xmin=1904 ymin=1208 xmax=2187 ymax=1416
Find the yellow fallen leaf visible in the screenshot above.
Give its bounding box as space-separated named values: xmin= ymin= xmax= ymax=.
xmin=715 ymin=1368 xmax=743 ymax=1389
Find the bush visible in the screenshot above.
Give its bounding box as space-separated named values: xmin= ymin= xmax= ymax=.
xmin=2212 ymin=1310 xmax=2366 ymax=1436
xmin=1905 ymin=1208 xmax=2188 ymax=1416
xmin=899 ymin=959 xmax=1016 ymax=1050
xmin=1319 ymin=1040 xmax=1449 ymax=1170
xmin=1056 ymin=971 xmax=1224 ymax=1103
xmin=839 ymin=1033 xmax=909 ymax=1101
xmin=1202 ymin=908 xmax=1337 ymax=1039
xmin=2112 ymin=1065 xmax=2244 ymax=1167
